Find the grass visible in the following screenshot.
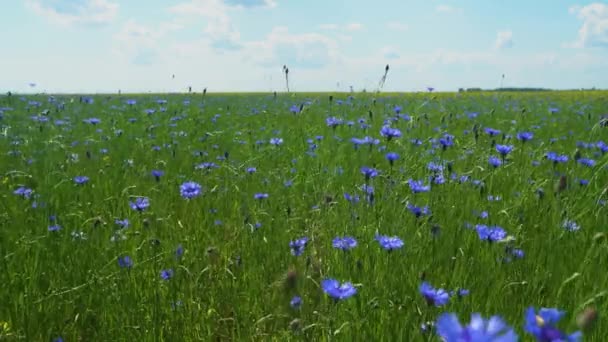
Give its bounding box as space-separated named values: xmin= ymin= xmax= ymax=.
xmin=0 ymin=91 xmax=607 ymax=341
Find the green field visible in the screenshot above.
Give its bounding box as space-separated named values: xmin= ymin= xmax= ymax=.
xmin=1 ymin=91 xmax=606 ymax=341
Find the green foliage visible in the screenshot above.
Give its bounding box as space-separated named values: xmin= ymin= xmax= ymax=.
xmin=0 ymin=91 xmax=606 ymax=341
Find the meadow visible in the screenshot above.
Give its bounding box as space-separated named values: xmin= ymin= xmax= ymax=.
xmin=0 ymin=91 xmax=606 ymax=341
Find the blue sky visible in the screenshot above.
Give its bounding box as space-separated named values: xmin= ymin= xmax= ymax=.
xmin=2 ymin=0 xmax=608 ymax=93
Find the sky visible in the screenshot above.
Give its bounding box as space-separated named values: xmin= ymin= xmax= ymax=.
xmin=1 ymin=0 xmax=608 ymax=93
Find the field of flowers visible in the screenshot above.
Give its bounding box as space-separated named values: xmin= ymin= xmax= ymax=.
xmin=0 ymin=91 xmax=606 ymax=341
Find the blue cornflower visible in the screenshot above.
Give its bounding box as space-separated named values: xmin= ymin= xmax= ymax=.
xmin=14 ymin=186 xmax=34 ymax=199
xmin=289 ymin=237 xmax=309 ymax=256
xmin=290 ymin=296 xmax=302 ymax=309
xmin=380 ymin=125 xmax=402 ymax=140
xmin=407 ymin=203 xmax=431 ymax=218
xmin=439 ymin=134 xmax=454 ymax=149
xmin=420 ymin=281 xmax=450 ymax=307
xmin=475 ymin=224 xmax=507 ymax=242
xmin=360 ymin=166 xmax=379 ymax=180
xmin=408 ymin=179 xmax=431 ymax=193
xmin=115 ymin=219 xmax=129 ymax=229
xmin=48 ymin=224 xmax=61 ymax=232
xmin=321 ymin=278 xmax=357 ymax=300
xmin=496 ymin=144 xmax=514 ymax=156
xmin=524 ymin=307 xmax=581 ymax=342
xmin=436 ymin=312 xmax=518 ymax=342
xmin=332 ymin=236 xmax=358 ymax=251
xmin=489 ymin=156 xmax=502 ymax=168
xmin=427 ymin=162 xmax=444 ymax=173
xmin=484 ymin=128 xmax=501 ymax=136
xmin=326 ymin=116 xmax=343 ymax=128
xmin=545 ymin=152 xmax=568 ymax=163
xmin=344 ymin=193 xmax=360 ymax=204
xmin=118 ymin=256 xmax=133 ymax=269
xmin=254 ymin=193 xmax=269 ymax=200
xmin=577 ymin=158 xmax=596 ymax=167
xmin=129 ymin=197 xmax=150 ymax=211
xmin=270 ymin=137 xmax=283 ymax=146
xmin=375 ymin=234 xmax=404 ymax=251
xmin=175 ymin=244 xmax=184 ymax=259
xmin=562 ymin=220 xmax=580 ymax=232
xmin=180 ymin=181 xmax=202 ymax=199
xmin=517 ymin=132 xmax=534 ymax=142
xmin=73 ymin=176 xmax=89 ymax=185
xmin=160 ymin=269 xmax=174 ymax=280
xmin=386 ymin=152 xmax=400 ymax=165
xmin=196 ymin=162 xmax=219 ymax=170
xmin=151 ymin=170 xmax=163 ymax=181
xmin=83 ymin=118 xmax=101 ymax=125
xmin=246 ymin=167 xmax=257 ymax=174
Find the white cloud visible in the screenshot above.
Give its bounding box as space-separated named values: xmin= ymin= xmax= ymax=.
xmin=386 ymin=21 xmax=409 ymax=31
xmin=318 ymin=23 xmax=339 ymax=30
xmin=435 ymin=5 xmax=462 ymax=13
xmin=244 ymin=26 xmax=339 ymax=68
xmin=381 ymin=47 xmax=400 ymax=60
xmin=568 ymin=3 xmax=608 ymax=48
xmin=319 ymin=23 xmax=364 ymax=32
xmin=494 ymin=30 xmax=514 ymax=49
xmin=345 ymin=23 xmax=363 ymax=31
xmin=224 ymin=0 xmax=277 ymax=8
xmin=25 ymin=0 xmax=119 ymax=26
xmin=112 ymin=20 xmax=184 ymax=65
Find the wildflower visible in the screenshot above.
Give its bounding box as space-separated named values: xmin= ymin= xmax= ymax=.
xmin=408 ymin=179 xmax=431 ymax=193
xmin=176 ymin=244 xmax=184 ymax=259
xmin=13 ymin=186 xmax=34 ymax=199
xmin=289 ymin=237 xmax=309 ymax=256
xmin=420 ymin=281 xmax=450 ymax=307
xmin=254 ymin=193 xmax=269 ymax=200
xmin=436 ymin=312 xmax=518 ymax=342
xmin=488 ymin=156 xmax=502 ymax=168
xmin=332 ymin=236 xmax=358 ymax=251
xmin=427 ymin=162 xmax=444 ymax=173
xmin=375 ymin=234 xmax=404 ymax=251
xmin=344 ymin=192 xmax=360 ymax=204
xmin=360 ymin=166 xmax=379 ymax=180
xmin=270 ymin=137 xmax=283 ymax=146
xmin=290 ymin=296 xmax=302 ymax=309
xmin=562 ymin=220 xmax=580 ymax=232
xmin=115 ymin=219 xmax=129 ymax=229
xmin=484 ymin=128 xmax=501 ymax=136
xmin=160 ymin=269 xmax=174 ymax=280
xmin=407 ymin=203 xmax=431 ymax=218
xmin=326 ymin=117 xmax=343 ymax=128
xmin=380 ymin=125 xmax=402 ymax=140
xmin=496 ymin=144 xmax=514 ymax=156
xmin=48 ymin=224 xmax=61 ymax=232
xmin=118 ymin=256 xmax=133 ymax=268
xmin=475 ymin=224 xmax=507 ymax=242
xmin=524 ymin=307 xmax=582 ymax=342
xmin=577 ymin=158 xmax=596 ymax=167
xmin=129 ymin=197 xmax=150 ymax=211
xmin=545 ymin=152 xmax=568 ymax=164
xmin=73 ymin=176 xmax=89 ymax=185
xmin=321 ymin=278 xmax=357 ymax=300
xmin=517 ymin=132 xmax=534 ymax=142
xmin=151 ymin=170 xmax=163 ymax=181
xmin=180 ymin=181 xmax=202 ymax=199
xmin=386 ymin=152 xmax=400 ymax=166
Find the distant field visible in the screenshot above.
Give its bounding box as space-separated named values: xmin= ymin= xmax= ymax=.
xmin=0 ymin=91 xmax=606 ymax=341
